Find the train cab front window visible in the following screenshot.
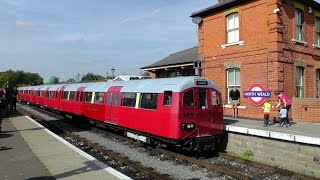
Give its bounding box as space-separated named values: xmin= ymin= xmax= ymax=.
xmin=199 ymin=89 xmax=207 ymax=109
xmin=211 ymin=90 xmax=221 ymax=106
xmin=183 ymin=90 xmax=194 ymax=108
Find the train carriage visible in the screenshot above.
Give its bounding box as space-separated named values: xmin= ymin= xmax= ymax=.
xmin=19 ymin=76 xmax=224 ymax=151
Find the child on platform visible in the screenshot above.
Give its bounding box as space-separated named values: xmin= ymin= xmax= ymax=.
xmin=262 ymin=99 xmax=272 ymax=127
xmin=279 ymin=104 xmax=289 ymax=127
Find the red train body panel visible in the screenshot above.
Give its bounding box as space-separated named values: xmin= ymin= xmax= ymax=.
xmin=18 ymin=77 xmax=224 ymax=151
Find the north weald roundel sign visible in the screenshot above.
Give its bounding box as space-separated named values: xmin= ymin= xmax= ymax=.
xmin=244 ymin=83 xmax=271 ymax=106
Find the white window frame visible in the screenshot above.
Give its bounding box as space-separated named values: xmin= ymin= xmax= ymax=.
xmin=316 ymin=18 xmax=320 ymax=47
xmin=296 ymin=67 xmax=304 ymax=98
xmin=226 ymin=13 xmax=239 ymax=44
xmin=227 ymin=68 xmax=241 ymax=103
xmin=295 ymin=9 xmax=304 ymax=41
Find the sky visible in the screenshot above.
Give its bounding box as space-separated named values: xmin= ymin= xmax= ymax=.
xmin=0 ymin=0 xmax=216 ymax=81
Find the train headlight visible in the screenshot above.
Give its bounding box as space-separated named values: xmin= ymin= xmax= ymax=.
xmin=181 ymin=123 xmax=195 ymax=130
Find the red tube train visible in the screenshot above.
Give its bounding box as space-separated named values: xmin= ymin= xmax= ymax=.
xmin=18 ymin=76 xmax=224 ymax=151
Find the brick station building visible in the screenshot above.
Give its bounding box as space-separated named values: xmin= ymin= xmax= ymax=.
xmin=143 ymin=0 xmax=320 ymax=122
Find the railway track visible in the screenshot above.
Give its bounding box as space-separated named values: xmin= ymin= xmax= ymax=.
xmin=17 ymin=104 xmax=319 ymax=180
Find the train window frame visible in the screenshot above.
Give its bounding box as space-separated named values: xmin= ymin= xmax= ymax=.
xmin=199 ymin=89 xmax=208 ymax=109
xmin=211 ymin=90 xmax=221 ymax=106
xmin=140 ymin=93 xmax=158 ymax=110
xmin=122 ymin=92 xmax=136 ymax=108
xmin=85 ymin=92 xmax=92 ymax=103
xmin=183 ymin=89 xmax=194 ymax=108
xmin=94 ymin=92 xmax=104 ymax=104
xmin=69 ymin=91 xmax=75 ymax=101
xmin=63 ymin=91 xmax=69 ymax=100
xmin=163 ymin=91 xmax=172 ymax=106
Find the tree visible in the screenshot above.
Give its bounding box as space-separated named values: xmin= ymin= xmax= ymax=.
xmin=0 ymin=69 xmax=43 ymax=86
xmin=66 ymin=78 xmax=76 ymax=83
xmin=81 ymin=73 xmax=105 ymax=82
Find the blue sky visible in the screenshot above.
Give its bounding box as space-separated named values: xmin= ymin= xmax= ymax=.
xmin=0 ymin=0 xmax=215 ymax=81
xmin=1 ymin=0 xmax=320 ymax=81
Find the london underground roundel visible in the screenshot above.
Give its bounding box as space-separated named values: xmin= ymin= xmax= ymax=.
xmin=243 ymin=83 xmax=271 ymax=106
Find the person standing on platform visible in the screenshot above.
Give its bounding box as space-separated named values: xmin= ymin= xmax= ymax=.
xmin=262 ymin=99 xmax=272 ymax=127
xmin=229 ymin=87 xmax=240 ymax=119
xmin=0 ymin=86 xmax=6 ymax=133
xmin=275 ymin=91 xmax=291 ymax=126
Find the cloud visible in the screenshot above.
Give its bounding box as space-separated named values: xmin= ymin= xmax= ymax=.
xmin=15 ymin=20 xmax=45 ymax=29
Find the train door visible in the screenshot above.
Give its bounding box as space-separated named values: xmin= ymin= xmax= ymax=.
xmin=196 ymin=88 xmax=223 ymax=133
xmin=105 ymin=86 xmax=122 ymax=125
xmin=180 ymin=89 xmax=198 ymax=124
xmin=75 ymin=87 xmax=85 ymax=115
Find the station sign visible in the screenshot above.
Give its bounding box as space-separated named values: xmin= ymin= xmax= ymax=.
xmin=244 ymin=83 xmax=271 ymax=106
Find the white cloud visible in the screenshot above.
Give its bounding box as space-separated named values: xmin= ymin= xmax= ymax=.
xmin=15 ymin=20 xmax=45 ymax=29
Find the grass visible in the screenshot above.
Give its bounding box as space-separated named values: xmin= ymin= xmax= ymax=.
xmin=239 ymin=150 xmax=254 ymax=160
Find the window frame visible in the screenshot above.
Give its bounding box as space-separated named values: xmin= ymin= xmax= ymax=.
xmin=183 ymin=89 xmax=194 ymax=108
xmin=163 ymin=91 xmax=172 ymax=106
xmin=296 ymin=66 xmax=304 ymax=98
xmin=316 ymin=17 xmax=320 ymax=46
xmin=84 ymin=92 xmax=93 ymax=103
xmin=226 ymin=13 xmax=239 ymax=44
xmin=295 ymin=9 xmax=304 ymax=41
xmin=139 ymin=93 xmax=158 ymax=110
xmin=121 ymin=92 xmax=136 ymax=107
xmin=94 ymin=92 xmax=104 ymax=104
xmin=227 ymin=68 xmax=241 ymax=104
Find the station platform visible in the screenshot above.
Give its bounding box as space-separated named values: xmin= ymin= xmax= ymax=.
xmin=224 ymin=117 xmax=320 ymax=146
xmin=0 ymin=113 xmax=131 ymax=180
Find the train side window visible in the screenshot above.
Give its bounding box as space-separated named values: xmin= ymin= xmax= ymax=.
xmin=85 ymin=92 xmax=92 ymax=103
xmin=122 ymin=92 xmax=136 ymax=107
xmin=76 ymin=92 xmax=83 ymax=101
xmin=211 ymin=90 xmax=221 ymax=106
xmin=107 ymin=92 xmax=112 ymax=105
xmin=69 ymin=91 xmax=75 ymax=100
xmin=63 ymin=91 xmax=69 ymax=100
xmin=49 ymin=91 xmax=54 ymax=98
xmin=94 ymin=92 xmax=104 ymax=104
xmin=183 ymin=90 xmax=194 ymax=108
xmin=163 ymin=91 xmax=172 ymax=106
xmin=113 ymin=93 xmax=120 ymax=106
xmin=199 ymin=89 xmax=207 ymax=109
xmin=140 ymin=93 xmax=158 ymax=110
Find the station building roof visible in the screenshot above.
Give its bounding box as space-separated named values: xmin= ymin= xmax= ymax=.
xmin=141 ymin=46 xmax=198 ymax=71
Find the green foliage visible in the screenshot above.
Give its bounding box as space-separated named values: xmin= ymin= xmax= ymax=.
xmin=239 ymin=150 xmax=254 ymax=160
xmin=140 ymin=70 xmax=150 ymax=77
xmin=0 ymin=69 xmax=43 ymax=87
xmin=66 ymin=78 xmax=76 ymax=83
xmin=81 ymin=73 xmax=105 ymax=82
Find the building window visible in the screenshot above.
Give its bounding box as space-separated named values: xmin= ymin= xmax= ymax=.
xmin=227 ymin=68 xmax=241 ymax=103
xmin=316 ymin=18 xmax=320 ymax=46
xmin=226 ymin=13 xmax=239 ymax=44
xmin=295 ymin=9 xmax=304 ymax=41
xmin=296 ymin=67 xmax=304 ymax=98
xmin=316 ymin=69 xmax=320 ymax=98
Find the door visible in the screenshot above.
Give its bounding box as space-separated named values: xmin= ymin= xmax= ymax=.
xmin=75 ymin=87 xmax=85 ymax=115
xmin=105 ymin=86 xmax=122 ymax=125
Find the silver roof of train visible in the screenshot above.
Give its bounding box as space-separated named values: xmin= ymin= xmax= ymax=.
xmin=84 ymin=76 xmax=220 ymax=93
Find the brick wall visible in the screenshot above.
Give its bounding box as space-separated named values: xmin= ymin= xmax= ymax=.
xmin=292 ymin=98 xmax=320 ymax=122
xmin=197 ymin=0 xmax=320 ymax=120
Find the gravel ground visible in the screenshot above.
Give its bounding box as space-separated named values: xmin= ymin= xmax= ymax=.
xmin=18 ymin=105 xmax=231 ymax=180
